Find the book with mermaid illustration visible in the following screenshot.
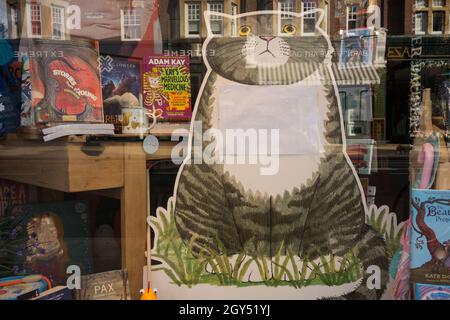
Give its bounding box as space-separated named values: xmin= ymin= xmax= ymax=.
xmin=410 ymin=189 xmax=450 ymax=286
xmin=20 ymin=39 xmax=103 ymax=126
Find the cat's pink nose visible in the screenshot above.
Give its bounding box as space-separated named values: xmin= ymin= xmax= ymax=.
xmin=259 ymin=35 xmax=275 ymax=42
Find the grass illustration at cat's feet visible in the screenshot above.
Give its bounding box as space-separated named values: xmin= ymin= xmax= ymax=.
xmin=149 ymin=197 xmax=366 ymax=288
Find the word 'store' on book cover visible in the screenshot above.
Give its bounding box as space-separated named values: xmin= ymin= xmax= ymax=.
xmin=143 ymin=55 xmax=192 ymax=121
xmin=410 ymin=189 xmax=450 ymax=285
xmin=27 ymin=39 xmax=103 ymax=124
xmin=100 ymin=55 xmax=141 ymax=133
xmin=3 ymin=201 xmax=93 ymax=285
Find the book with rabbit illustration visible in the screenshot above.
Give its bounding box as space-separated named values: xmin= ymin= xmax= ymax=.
xmin=410 ymin=189 xmax=450 ymax=285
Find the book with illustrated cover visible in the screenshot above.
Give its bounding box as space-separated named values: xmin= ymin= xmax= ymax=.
xmin=21 ymin=39 xmax=103 ymax=126
xmin=75 ymin=269 xmax=130 ymax=300
xmin=143 ymin=55 xmax=192 ymax=121
xmin=100 ymin=55 xmax=141 ymax=133
xmin=339 ymin=28 xmax=374 ymax=66
xmin=1 ymin=201 xmax=93 ymax=284
xmin=0 ymin=40 xmax=21 ymax=135
xmin=346 ymin=139 xmax=375 ymax=175
xmin=0 ymin=276 xmax=48 ymax=300
xmin=410 ymin=189 xmax=450 ymax=286
xmin=415 ymin=283 xmax=450 ymax=300
xmin=0 ymin=178 xmax=37 ymax=217
xmin=31 ymin=286 xmax=73 ymax=300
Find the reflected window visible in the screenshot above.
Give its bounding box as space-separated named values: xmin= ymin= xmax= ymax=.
xmin=30 ymin=3 xmax=42 ymax=37
xmin=415 ymin=0 xmax=427 ymax=8
xmin=432 ymin=0 xmax=445 ymax=7
xmin=231 ymin=3 xmax=238 ymax=36
xmin=121 ymin=7 xmax=142 ymax=41
xmin=207 ymin=1 xmax=224 ymax=35
xmin=51 ymin=6 xmax=65 ymax=40
xmin=347 ymin=5 xmax=359 ymax=30
xmin=414 ymin=12 xmax=428 ymax=34
xmin=302 ymin=1 xmax=317 ymax=35
xmin=279 ymin=0 xmax=295 ymax=33
xmin=186 ymin=2 xmax=201 ymax=37
xmin=432 ymin=11 xmax=445 ymax=34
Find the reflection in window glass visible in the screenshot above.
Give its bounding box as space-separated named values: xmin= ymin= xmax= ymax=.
xmin=303 ymin=1 xmax=317 ymax=35
xmin=432 ymin=0 xmax=445 ymax=7
xmin=432 ymin=11 xmax=445 ymax=33
xmin=415 ymin=0 xmax=427 ymax=7
xmin=347 ymin=5 xmax=359 ymax=30
xmin=415 ymin=12 xmax=428 ymax=34
xmin=231 ymin=3 xmax=238 ymax=36
xmin=31 ymin=4 xmax=42 ymax=37
xmin=186 ymin=2 xmax=201 ymax=36
xmin=208 ymin=1 xmax=224 ymax=35
xmin=122 ymin=7 xmax=142 ymax=41
xmin=51 ymin=6 xmax=64 ymax=40
xmin=280 ymin=0 xmax=295 ymax=33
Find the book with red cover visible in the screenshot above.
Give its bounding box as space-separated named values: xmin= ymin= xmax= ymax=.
xmin=24 ymin=39 xmax=103 ymax=124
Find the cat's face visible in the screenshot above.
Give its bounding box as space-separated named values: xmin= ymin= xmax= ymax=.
xmin=204 ymin=10 xmax=331 ymax=85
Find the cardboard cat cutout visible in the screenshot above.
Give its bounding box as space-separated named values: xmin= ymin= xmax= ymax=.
xmin=150 ymin=9 xmax=389 ymax=300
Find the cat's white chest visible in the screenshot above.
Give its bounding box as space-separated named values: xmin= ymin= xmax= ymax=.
xmin=210 ymin=74 xmax=331 ymax=196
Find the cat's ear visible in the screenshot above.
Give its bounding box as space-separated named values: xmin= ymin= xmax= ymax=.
xmin=204 ymin=10 xmax=234 ymax=37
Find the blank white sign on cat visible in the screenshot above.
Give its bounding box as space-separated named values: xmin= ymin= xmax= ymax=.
xmin=218 ymin=83 xmax=327 ymax=156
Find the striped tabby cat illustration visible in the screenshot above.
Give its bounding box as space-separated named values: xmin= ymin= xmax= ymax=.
xmin=173 ymin=9 xmax=388 ymax=299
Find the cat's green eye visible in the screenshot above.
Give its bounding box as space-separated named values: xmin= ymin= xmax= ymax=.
xmin=239 ymin=25 xmax=252 ymax=36
xmin=282 ymin=24 xmax=297 ymax=35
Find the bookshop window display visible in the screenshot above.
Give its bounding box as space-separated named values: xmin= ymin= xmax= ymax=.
xmin=0 ymin=0 xmax=449 ymax=301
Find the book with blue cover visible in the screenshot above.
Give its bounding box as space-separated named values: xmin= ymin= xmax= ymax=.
xmin=410 ymin=189 xmax=450 ymax=286
xmin=0 ymin=39 xmax=21 ymax=136
xmin=415 ymin=283 xmax=450 ymax=300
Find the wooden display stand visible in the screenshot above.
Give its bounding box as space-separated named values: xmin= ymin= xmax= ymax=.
xmin=0 ymin=124 xmax=185 ymax=300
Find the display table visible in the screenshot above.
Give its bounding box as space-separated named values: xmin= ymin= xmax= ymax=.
xmin=0 ymin=124 xmax=187 ymax=300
